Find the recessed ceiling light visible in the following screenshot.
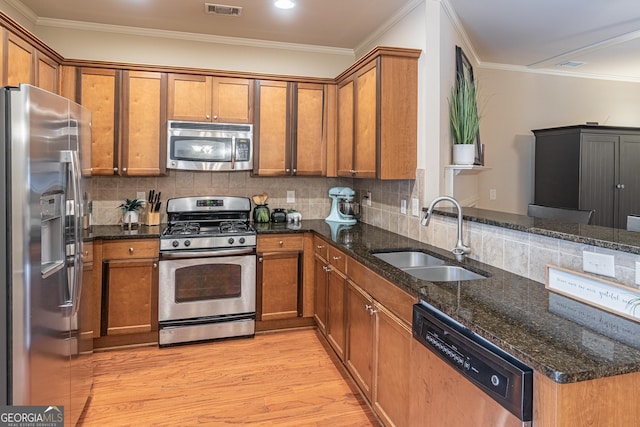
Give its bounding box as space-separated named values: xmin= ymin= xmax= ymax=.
xmin=274 ymin=0 xmax=295 ymax=9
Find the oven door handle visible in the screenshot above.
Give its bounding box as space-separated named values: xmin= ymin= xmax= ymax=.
xmin=160 ymin=248 xmax=256 ymax=259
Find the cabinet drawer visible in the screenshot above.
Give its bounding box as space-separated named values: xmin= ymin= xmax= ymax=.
xmin=328 ymin=246 xmax=346 ymax=273
xmin=102 ymin=239 xmax=159 ymax=259
xmin=257 ymin=234 xmax=304 ymax=252
xmin=313 ymin=235 xmax=329 ymax=259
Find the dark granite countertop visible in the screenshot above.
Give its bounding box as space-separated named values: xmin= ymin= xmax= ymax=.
xmin=86 ymin=219 xmax=640 ymax=384
xmin=432 ymin=206 xmax=640 ymax=255
xmin=82 ymin=224 xmax=163 ymax=241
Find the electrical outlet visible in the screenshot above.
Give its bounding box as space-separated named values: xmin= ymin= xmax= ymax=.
xmin=400 ymin=199 xmax=407 ymax=214
xmin=365 ymin=191 xmax=372 ymax=206
xmin=411 ymin=198 xmax=420 ymax=216
xmin=489 ymin=189 xmax=496 ymax=200
xmin=286 ymin=190 xmax=295 ymax=203
xmin=583 ymin=251 xmax=616 ymax=278
xmin=137 ymin=191 xmax=146 ymax=205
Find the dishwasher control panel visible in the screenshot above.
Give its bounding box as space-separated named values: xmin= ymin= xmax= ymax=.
xmin=412 ymin=302 xmax=533 ymax=422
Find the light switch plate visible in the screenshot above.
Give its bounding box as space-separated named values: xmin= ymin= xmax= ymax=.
xmin=137 ymin=191 xmax=147 ymax=206
xmin=286 ymin=190 xmax=295 ymax=203
xmin=583 ymin=251 xmax=616 ymax=278
xmin=400 ymin=199 xmax=407 ymax=214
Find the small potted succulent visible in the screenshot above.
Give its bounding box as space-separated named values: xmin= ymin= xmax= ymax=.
xmin=118 ymin=198 xmax=144 ymax=223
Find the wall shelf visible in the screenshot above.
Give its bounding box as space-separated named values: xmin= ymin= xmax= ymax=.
xmin=444 ymin=165 xmax=490 ymax=197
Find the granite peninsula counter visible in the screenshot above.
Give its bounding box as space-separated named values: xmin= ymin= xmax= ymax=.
xmin=87 ymin=220 xmax=640 ymax=384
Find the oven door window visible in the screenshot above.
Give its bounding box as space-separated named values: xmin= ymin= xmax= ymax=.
xmin=174 ymin=263 xmax=241 ymax=302
xmin=171 ymin=136 xmax=232 ymax=162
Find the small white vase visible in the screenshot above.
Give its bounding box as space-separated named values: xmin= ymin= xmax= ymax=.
xmin=123 ymin=211 xmax=139 ymax=223
xmin=452 ymin=144 xmax=476 ymax=165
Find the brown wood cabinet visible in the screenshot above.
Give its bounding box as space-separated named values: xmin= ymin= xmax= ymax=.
xmin=326 ymin=245 xmax=347 ymax=361
xmin=97 ymin=239 xmax=159 ymax=347
xmin=35 ymin=51 xmax=58 ymax=93
xmin=253 ymin=81 xmax=329 ymax=176
xmin=346 ymin=281 xmax=374 ymax=399
xmin=5 ymin=31 xmax=34 ymax=87
xmin=256 ymin=234 xmax=304 ymax=322
xmin=336 ymin=47 xmax=420 ymax=180
xmin=313 ymin=236 xmax=329 ymax=335
xmin=120 ymin=70 xmax=167 ymax=176
xmin=167 ymin=73 xmax=253 ymax=123
xmin=78 ymin=68 xmax=167 ymax=176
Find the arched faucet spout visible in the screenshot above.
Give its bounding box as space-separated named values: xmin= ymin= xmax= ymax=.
xmin=421 ymin=196 xmax=471 ymax=261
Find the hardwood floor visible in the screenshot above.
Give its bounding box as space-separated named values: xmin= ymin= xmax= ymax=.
xmin=78 ymin=329 xmax=379 ymax=426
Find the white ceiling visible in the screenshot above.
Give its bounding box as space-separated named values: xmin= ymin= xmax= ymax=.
xmin=10 ymin=0 xmax=640 ymax=81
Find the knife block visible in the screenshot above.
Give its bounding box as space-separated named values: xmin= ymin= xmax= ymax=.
xmin=144 ymin=205 xmax=160 ymax=226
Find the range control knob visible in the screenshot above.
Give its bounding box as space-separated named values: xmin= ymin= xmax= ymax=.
xmin=228 ymin=238 xmax=235 ymax=245
xmin=172 ymin=240 xmax=179 ymax=248
xmin=184 ymin=240 xmax=191 ymax=247
xmin=239 ymin=237 xmax=246 ymax=244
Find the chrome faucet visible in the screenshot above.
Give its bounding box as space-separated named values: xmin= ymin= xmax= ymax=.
xmin=421 ymin=196 xmax=471 ymax=262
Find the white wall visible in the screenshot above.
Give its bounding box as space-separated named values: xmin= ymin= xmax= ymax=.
xmin=475 ymin=68 xmax=640 ymax=214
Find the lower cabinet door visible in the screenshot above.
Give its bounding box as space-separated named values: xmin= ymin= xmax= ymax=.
xmin=258 ymin=251 xmax=301 ymax=321
xmin=374 ymin=304 xmax=412 ymax=427
xmin=346 ymin=281 xmax=374 ymax=400
xmin=326 ymin=268 xmax=346 ymax=361
xmin=103 ymin=258 xmax=158 ymax=336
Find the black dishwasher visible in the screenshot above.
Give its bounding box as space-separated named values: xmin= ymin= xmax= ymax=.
xmin=413 ymin=302 xmax=533 ymax=425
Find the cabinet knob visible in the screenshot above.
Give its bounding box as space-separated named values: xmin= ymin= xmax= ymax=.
xmin=122 ymin=167 xmax=127 ymax=173
xmin=84 ymin=250 xmax=89 ymax=256
xmin=292 ymin=168 xmax=297 ymax=174
xmin=213 ymin=115 xmax=218 ymax=120
xmin=258 ymin=257 xmax=263 ymax=263
xmin=332 ymin=256 xmax=341 ymax=261
xmin=128 ymin=247 xmax=134 ymax=254
xmin=113 ymin=167 xmax=118 ymax=173
xmin=316 ymin=245 xmax=325 ymax=249
xmin=285 ymin=169 xmax=291 ymax=173
xmin=350 ymin=169 xmax=356 ymax=175
xmin=153 ymin=262 xmax=158 ymax=268
xmin=616 ymin=183 xmax=625 ymax=189
xmin=206 ymin=115 xmax=211 ymax=119
xmin=279 ymin=240 xmax=284 ymax=246
xmin=323 ymin=265 xmax=331 ymax=272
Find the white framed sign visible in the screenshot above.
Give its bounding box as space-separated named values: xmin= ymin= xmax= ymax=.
xmin=546 ymin=265 xmax=640 ymax=323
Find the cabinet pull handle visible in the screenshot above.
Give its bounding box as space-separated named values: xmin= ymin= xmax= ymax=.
xmin=365 ymin=304 xmax=372 ymax=310
xmin=316 ymin=245 xmax=325 ymax=249
xmin=323 ymin=265 xmax=331 ymax=272
xmin=128 ymin=247 xmax=134 ymax=254
xmin=332 ymin=256 xmax=341 ymax=260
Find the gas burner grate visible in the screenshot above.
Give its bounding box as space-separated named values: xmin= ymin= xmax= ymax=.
xmin=219 ymin=220 xmax=254 ymax=233
xmin=168 ymin=221 xmax=201 ymax=235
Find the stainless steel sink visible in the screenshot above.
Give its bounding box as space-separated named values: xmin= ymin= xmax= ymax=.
xmin=403 ymin=265 xmax=486 ymax=282
xmin=373 ymin=251 xmax=446 ymax=268
xmin=372 ymin=250 xmax=486 ymax=282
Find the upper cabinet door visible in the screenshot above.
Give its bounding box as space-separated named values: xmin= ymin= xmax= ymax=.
xmin=167 ymin=73 xmax=253 ymax=123
xmin=6 ymin=32 xmax=34 ymax=86
xmin=336 ymin=80 xmax=355 ymax=177
xmin=167 ymin=73 xmax=212 ymax=121
xmin=35 ymin=51 xmax=58 ymax=93
xmin=352 ymin=61 xmax=378 ymax=179
xmin=79 ymin=68 xmax=120 ymax=176
xmin=253 ymin=80 xmax=290 ymax=176
xmin=294 ymin=83 xmax=326 ymax=176
xmin=211 ymin=77 xmax=253 ymax=123
xmin=120 ymin=70 xmax=167 ymax=176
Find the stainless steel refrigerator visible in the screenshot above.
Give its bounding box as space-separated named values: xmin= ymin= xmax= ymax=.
xmin=1 ymin=84 xmax=93 ymax=426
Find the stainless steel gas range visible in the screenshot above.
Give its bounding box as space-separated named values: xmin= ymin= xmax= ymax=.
xmin=158 ymin=196 xmax=256 ymax=346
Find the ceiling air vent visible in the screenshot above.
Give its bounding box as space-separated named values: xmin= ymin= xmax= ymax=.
xmin=205 ymin=3 xmax=242 ymax=16
xmin=557 ymin=61 xmax=586 ymax=68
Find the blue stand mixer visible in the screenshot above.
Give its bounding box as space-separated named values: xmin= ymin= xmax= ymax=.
xmin=325 ymin=187 xmax=358 ymax=224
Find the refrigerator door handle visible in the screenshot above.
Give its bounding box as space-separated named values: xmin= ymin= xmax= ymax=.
xmin=61 ymin=149 xmax=84 ymax=316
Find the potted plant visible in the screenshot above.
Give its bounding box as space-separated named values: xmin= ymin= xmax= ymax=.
xmin=118 ymin=198 xmax=144 ymax=223
xmin=449 ymin=76 xmax=479 ymax=165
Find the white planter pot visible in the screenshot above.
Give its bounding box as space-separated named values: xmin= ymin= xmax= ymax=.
xmin=123 ymin=211 xmax=139 ymax=223
xmin=453 ymin=144 xmax=476 ymax=165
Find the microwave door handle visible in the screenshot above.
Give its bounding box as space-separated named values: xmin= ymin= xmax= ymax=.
xmin=231 ymin=136 xmax=236 ymax=170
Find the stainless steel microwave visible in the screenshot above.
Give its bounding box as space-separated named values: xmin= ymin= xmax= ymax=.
xmin=167 ymin=121 xmax=253 ymax=171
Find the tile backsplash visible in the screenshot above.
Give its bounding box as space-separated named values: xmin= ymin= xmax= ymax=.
xmin=90 ymin=171 xmax=351 ymax=225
